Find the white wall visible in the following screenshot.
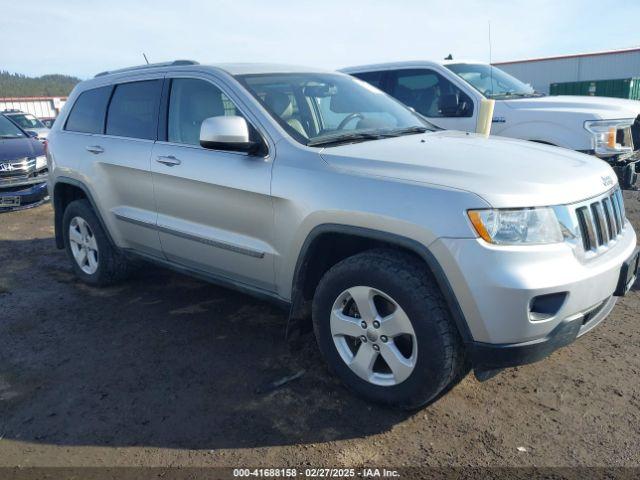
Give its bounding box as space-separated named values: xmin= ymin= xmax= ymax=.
xmin=0 ymin=98 xmax=66 ymax=119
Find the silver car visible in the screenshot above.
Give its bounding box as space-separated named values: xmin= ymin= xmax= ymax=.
xmin=47 ymin=61 xmax=639 ymax=409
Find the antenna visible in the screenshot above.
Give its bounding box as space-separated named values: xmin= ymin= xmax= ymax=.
xmin=488 ymin=21 xmax=494 ymax=97
xmin=143 ymin=53 xmax=150 ymax=65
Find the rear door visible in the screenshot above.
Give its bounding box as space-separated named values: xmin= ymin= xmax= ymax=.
xmin=67 ymin=76 xmax=164 ymax=256
xmin=150 ymin=74 xmax=276 ymax=292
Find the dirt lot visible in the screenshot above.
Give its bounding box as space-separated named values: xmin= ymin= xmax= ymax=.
xmin=0 ymin=193 xmax=639 ymax=470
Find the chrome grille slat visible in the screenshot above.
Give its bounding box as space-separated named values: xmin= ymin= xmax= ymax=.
xmin=601 ymin=198 xmax=616 ymax=238
xmin=614 ymin=189 xmax=626 ymax=223
xmin=576 ymin=207 xmax=597 ymax=251
xmin=609 ymin=194 xmax=622 ymax=234
xmin=591 ymin=203 xmax=608 ymax=245
xmin=0 ymin=157 xmax=37 ymax=177
xmin=574 ymin=187 xmax=625 ymax=254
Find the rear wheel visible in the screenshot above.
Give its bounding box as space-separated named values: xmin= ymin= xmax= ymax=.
xmin=312 ymin=249 xmax=467 ymax=409
xmin=63 ymin=199 xmax=130 ymax=286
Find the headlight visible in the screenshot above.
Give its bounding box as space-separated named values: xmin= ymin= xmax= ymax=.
xmin=35 ymin=155 xmax=47 ymax=170
xmin=468 ymin=207 xmax=564 ymax=245
xmin=584 ymin=119 xmax=634 ymax=156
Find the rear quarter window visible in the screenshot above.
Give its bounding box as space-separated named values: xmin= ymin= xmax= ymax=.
xmin=64 ymin=86 xmax=112 ymax=134
xmin=106 ymin=80 xmax=162 ymax=140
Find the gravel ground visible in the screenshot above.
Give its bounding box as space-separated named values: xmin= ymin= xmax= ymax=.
xmin=0 ymin=192 xmax=639 ymax=469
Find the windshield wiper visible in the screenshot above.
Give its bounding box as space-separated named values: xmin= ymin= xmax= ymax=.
xmin=490 ymin=91 xmax=540 ymax=99
xmin=307 ymin=131 xmax=396 ymax=147
xmin=386 ymin=126 xmax=429 ymax=135
xmin=307 ymin=126 xmax=428 ymax=147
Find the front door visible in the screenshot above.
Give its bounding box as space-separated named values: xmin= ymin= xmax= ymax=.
xmin=150 ymin=76 xmax=276 ymax=292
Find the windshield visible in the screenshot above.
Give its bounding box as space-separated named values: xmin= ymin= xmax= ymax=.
xmin=446 ymin=63 xmax=539 ymax=99
xmin=0 ymin=115 xmax=27 ymax=139
xmin=7 ymin=113 xmax=46 ymax=129
xmin=237 ymin=73 xmax=433 ymax=146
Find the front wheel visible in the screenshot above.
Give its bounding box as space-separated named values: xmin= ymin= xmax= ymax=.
xmin=62 ymin=199 xmax=130 ymax=286
xmin=312 ymin=249 xmax=467 ymax=409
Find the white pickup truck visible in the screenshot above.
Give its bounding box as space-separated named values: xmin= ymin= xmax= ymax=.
xmin=341 ymin=61 xmax=640 ymax=189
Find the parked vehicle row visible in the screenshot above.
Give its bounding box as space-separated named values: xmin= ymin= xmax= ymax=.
xmin=47 ymin=60 xmax=639 ymax=408
xmin=342 ymin=61 xmax=640 ymax=189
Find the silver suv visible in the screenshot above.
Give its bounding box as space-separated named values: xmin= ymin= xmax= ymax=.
xmin=47 ymin=61 xmax=639 ymax=409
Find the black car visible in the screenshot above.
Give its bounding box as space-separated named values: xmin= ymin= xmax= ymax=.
xmin=0 ymin=114 xmax=49 ymax=211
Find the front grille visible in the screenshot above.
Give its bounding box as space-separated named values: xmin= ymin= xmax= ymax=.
xmin=0 ymin=157 xmax=36 ymax=177
xmin=575 ymin=188 xmax=626 ymax=252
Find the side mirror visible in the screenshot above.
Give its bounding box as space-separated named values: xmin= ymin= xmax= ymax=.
xmin=25 ymin=130 xmax=39 ymax=138
xmin=439 ymin=94 xmax=460 ymax=117
xmin=199 ymin=116 xmax=259 ymax=154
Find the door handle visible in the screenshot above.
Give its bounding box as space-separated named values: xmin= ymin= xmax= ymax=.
xmin=86 ymin=145 xmax=104 ymax=154
xmin=156 ymin=155 xmax=181 ymax=167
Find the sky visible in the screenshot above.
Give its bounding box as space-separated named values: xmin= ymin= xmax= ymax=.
xmin=2 ymin=0 xmax=640 ymax=79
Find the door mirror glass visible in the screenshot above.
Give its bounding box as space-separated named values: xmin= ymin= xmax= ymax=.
xmin=25 ymin=130 xmax=39 ymax=138
xmin=200 ymin=116 xmax=257 ymax=153
xmin=439 ymin=94 xmax=460 ymax=116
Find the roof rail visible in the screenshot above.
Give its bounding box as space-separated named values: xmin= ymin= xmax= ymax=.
xmin=94 ymin=59 xmax=199 ymax=78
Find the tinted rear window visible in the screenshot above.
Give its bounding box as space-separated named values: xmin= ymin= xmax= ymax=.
xmin=65 ymin=86 xmax=112 ymax=134
xmin=106 ymin=80 xmax=162 ymax=140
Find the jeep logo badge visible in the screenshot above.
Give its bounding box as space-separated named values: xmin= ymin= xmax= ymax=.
xmin=601 ymin=175 xmax=614 ymax=187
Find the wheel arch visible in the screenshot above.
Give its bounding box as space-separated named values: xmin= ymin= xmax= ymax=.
xmin=288 ymin=224 xmax=473 ymax=344
xmin=53 ymin=177 xmax=114 ymax=250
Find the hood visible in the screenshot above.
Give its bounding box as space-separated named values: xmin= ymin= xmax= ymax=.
xmin=0 ymin=137 xmax=45 ymax=162
xmin=319 ymin=130 xmax=617 ymax=208
xmin=501 ymin=95 xmax=640 ymax=120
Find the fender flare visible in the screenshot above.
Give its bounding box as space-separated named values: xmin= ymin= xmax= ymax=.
xmin=289 ymin=224 xmax=474 ymax=344
xmin=52 ymin=177 xmax=116 ymax=249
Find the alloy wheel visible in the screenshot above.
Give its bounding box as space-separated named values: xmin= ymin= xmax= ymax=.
xmin=330 ymin=286 xmax=417 ymax=386
xmin=69 ymin=216 xmax=99 ymax=275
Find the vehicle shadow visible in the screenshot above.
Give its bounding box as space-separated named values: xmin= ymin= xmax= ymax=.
xmin=0 ymin=238 xmax=411 ymax=449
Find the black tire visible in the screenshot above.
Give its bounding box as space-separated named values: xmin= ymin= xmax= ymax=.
xmin=62 ymin=199 xmax=130 ymax=286
xmin=312 ymin=248 xmax=467 ymax=409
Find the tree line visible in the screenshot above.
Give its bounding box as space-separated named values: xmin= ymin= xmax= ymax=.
xmin=0 ymin=71 xmax=81 ymax=97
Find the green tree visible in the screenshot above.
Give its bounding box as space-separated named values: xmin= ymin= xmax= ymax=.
xmin=0 ymin=71 xmax=81 ymax=97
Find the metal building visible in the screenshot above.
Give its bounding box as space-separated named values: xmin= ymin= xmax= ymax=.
xmin=494 ymin=47 xmax=640 ymax=94
xmin=0 ymin=96 xmax=67 ymax=122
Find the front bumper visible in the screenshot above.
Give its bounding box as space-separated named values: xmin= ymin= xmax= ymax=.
xmin=430 ymin=219 xmax=637 ymax=367
xmin=469 ymin=295 xmax=617 ymax=370
xmin=0 ymin=181 xmax=49 ymax=211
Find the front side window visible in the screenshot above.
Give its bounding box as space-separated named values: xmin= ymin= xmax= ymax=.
xmin=0 ymin=115 xmax=26 ymax=138
xmin=237 ymin=73 xmax=432 ymax=146
xmin=106 ymin=80 xmax=162 ymax=140
xmin=167 ymin=78 xmax=239 ymax=146
xmin=65 ymin=86 xmax=112 ymax=134
xmin=388 ymin=69 xmax=473 ymax=118
xmin=8 ymin=113 xmax=46 ymax=129
xmin=352 ymin=71 xmax=386 ymax=90
xmin=446 ymin=63 xmax=538 ymax=99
